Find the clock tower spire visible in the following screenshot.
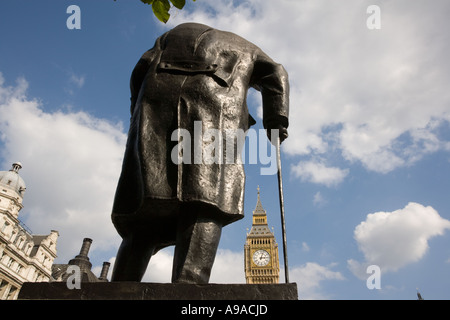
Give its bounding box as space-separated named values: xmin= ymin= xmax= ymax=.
xmin=244 ymin=186 xmax=280 ymax=284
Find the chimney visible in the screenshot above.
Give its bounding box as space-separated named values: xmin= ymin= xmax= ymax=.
xmin=98 ymin=262 xmax=111 ymax=281
xmin=68 ymin=238 xmax=93 ymax=269
xmin=78 ymin=238 xmax=93 ymax=257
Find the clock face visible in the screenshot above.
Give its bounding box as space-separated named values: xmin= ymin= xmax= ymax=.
xmin=252 ymin=249 xmax=270 ymax=267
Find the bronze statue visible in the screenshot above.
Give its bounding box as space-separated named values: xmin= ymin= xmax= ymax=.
xmin=111 ymin=23 xmax=289 ymax=284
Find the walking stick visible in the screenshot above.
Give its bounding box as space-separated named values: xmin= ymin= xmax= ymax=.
xmin=276 ymin=136 xmax=290 ymax=283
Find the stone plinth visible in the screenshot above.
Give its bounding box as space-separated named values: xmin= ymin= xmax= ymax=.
xmin=18 ymin=282 xmax=298 ymax=300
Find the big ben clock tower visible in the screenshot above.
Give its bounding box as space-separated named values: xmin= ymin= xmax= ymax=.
xmin=244 ymin=186 xmax=280 ymax=284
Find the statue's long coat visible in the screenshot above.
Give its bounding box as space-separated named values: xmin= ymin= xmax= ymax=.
xmin=112 ymin=23 xmax=289 ymax=240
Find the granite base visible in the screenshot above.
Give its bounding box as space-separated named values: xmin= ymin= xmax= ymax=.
xmin=18 ymin=282 xmax=298 ymax=300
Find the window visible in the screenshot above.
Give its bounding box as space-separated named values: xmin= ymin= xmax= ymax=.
xmin=7 ymin=286 xmax=17 ymax=300
xmin=24 ymin=244 xmax=32 ymax=255
xmin=0 ymin=280 xmax=8 ymax=297
xmin=17 ymin=237 xmax=24 ymax=248
xmin=6 ymin=258 xmax=14 ymax=268
xmin=1 ymin=221 xmax=9 ymax=233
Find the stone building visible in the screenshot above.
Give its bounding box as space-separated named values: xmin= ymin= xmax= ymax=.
xmin=0 ymin=162 xmax=59 ymax=300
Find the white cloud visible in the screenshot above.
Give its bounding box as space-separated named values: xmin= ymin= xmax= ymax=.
xmin=64 ymin=71 xmax=85 ymax=95
xmin=69 ymin=73 xmax=85 ymax=89
xmin=313 ymin=191 xmax=327 ymax=207
xmin=290 ymin=262 xmax=345 ymax=300
xmin=0 ymin=74 xmax=126 ymax=262
xmin=210 ymin=249 xmax=246 ymax=283
xmin=172 ymin=0 xmax=450 ymax=174
xmin=142 ymin=248 xmax=175 ymax=282
xmin=129 ymin=248 xmax=245 ymax=283
xmin=348 ymin=202 xmax=450 ymax=278
xmin=301 ymin=242 xmax=310 ymax=252
xmin=291 ymin=160 xmax=349 ymax=187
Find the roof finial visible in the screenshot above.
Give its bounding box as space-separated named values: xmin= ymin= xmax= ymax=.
xmin=416 ymin=288 xmax=424 ymax=300
xmin=256 ymin=185 xmax=262 ymax=203
xmin=10 ymin=162 xmax=22 ymax=173
xmin=253 ymin=185 xmax=266 ymax=214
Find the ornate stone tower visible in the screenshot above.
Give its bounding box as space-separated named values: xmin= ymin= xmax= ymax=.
xmin=0 ymin=162 xmax=59 ymax=299
xmin=0 ymin=162 xmax=26 ymax=219
xmin=244 ymin=186 xmax=280 ymax=284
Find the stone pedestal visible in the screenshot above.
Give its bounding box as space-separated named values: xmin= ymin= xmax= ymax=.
xmin=18 ymin=282 xmax=298 ymax=300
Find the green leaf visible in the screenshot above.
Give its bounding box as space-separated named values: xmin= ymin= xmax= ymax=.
xmin=152 ymin=0 xmax=171 ymax=23
xmin=140 ymin=0 xmax=196 ymax=23
xmin=170 ymin=0 xmax=185 ymax=10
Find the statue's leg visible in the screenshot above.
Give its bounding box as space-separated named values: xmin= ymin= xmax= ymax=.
xmin=172 ymin=216 xmax=222 ymax=284
xmin=111 ymin=233 xmax=155 ymax=282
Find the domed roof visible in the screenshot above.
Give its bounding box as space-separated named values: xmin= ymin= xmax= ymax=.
xmin=0 ymin=162 xmax=26 ymax=197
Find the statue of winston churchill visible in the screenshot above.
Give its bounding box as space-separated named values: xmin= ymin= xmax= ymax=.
xmin=111 ymin=23 xmax=289 ymax=284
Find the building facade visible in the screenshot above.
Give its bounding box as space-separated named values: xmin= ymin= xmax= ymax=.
xmin=244 ymin=186 xmax=280 ymax=284
xmin=0 ymin=162 xmax=59 ymax=300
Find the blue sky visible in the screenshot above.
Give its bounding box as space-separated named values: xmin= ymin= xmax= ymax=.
xmin=1 ymin=0 xmax=450 ymax=299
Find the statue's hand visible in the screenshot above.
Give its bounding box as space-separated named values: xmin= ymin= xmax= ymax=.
xmin=266 ymin=123 xmax=288 ymax=145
